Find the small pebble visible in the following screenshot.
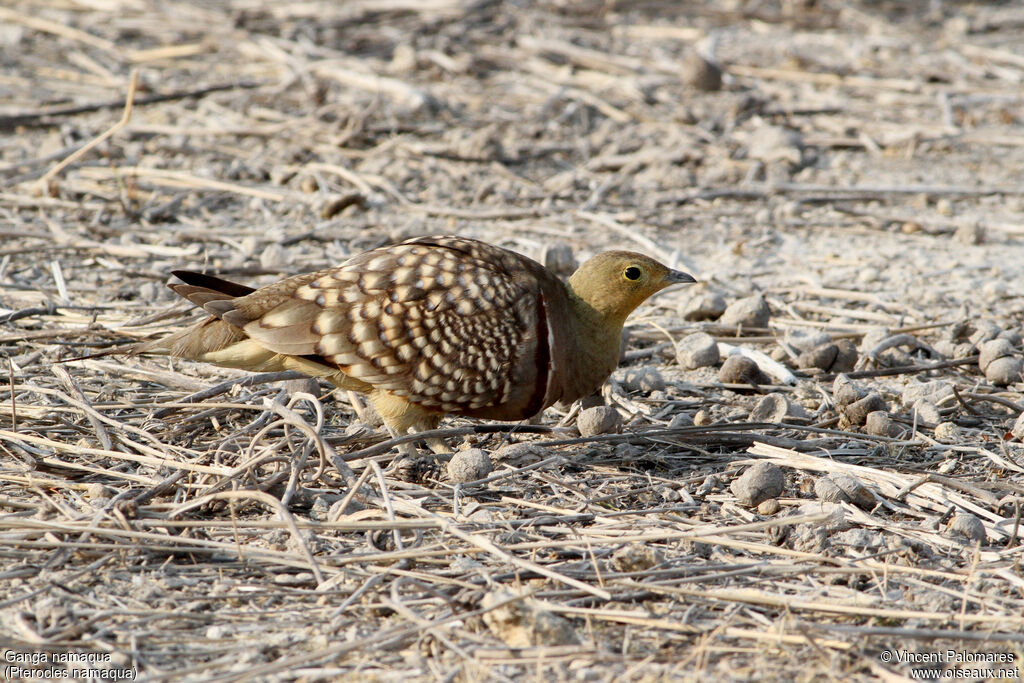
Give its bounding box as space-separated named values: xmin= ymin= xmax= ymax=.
xmin=719 ymin=294 xmax=771 ymax=328
xmin=945 ymin=512 xmax=987 ymax=545
xmin=730 ymin=461 xmax=785 ymax=507
xmin=447 ymin=448 xmax=493 ymax=483
xmin=718 ymin=354 xmax=762 ymax=384
xmin=865 ymin=410 xmax=904 ymax=437
xmin=985 ymin=356 xmax=1023 ymax=386
xmin=832 ymin=374 xmax=864 ymax=407
xmin=749 ymin=393 xmax=808 ymax=423
xmin=757 ymin=498 xmax=780 ymax=515
xmin=542 ymin=243 xmax=577 ymax=277
xmin=577 ymin=406 xmax=622 ymax=436
xmin=1000 ymin=329 xmax=1023 ymax=346
xmin=978 ymin=338 xmax=1016 ymax=370
xmin=901 ymin=379 xmax=954 ymax=408
xmin=676 ymin=332 xmax=720 ymax=369
xmin=814 ymin=477 xmax=847 ymax=503
xmin=621 ymin=366 xmax=666 ymax=393
xmin=680 ymin=51 xmax=723 ymax=91
xmin=831 ymin=339 xmax=859 ymax=372
xmin=746 ymin=124 xmax=803 ymax=165
xmin=934 ymin=421 xmax=962 ymax=441
xmin=693 ymin=409 xmax=713 ymax=426
xmin=789 ymin=524 xmax=830 ymax=553
xmin=785 ymin=330 xmax=832 ymax=353
xmin=679 ymin=291 xmax=727 ymax=321
xmin=611 ymin=544 xmax=664 ymax=572
xmin=833 ymin=528 xmax=886 ymax=551
xmin=982 ymin=281 xmax=1007 ymax=300
xmin=83 ymin=483 xmax=112 ymax=500
xmin=831 ymin=473 xmax=875 ymax=509
xmin=491 ymin=442 xmax=546 ymax=466
xmin=796 ymin=342 xmax=839 ymax=371
xmin=668 ymin=413 xmax=694 ymax=429
xmin=844 ymin=393 xmax=888 ymax=425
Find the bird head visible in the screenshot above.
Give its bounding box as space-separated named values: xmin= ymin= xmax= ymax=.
xmin=568 ymin=251 xmax=696 ymax=324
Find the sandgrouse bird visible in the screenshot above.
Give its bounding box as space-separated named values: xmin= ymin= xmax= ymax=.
xmin=135 ymin=236 xmax=694 ymax=448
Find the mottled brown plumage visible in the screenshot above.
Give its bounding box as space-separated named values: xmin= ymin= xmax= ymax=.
xmin=135 ymin=235 xmax=694 ymax=442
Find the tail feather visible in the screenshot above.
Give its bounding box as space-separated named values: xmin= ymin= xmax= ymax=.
xmin=167 ymin=271 xmax=254 ymax=319
xmin=170 ymin=271 xmax=256 ymax=297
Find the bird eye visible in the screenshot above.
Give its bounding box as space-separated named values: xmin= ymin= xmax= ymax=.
xmin=623 ymin=266 xmax=643 ymax=281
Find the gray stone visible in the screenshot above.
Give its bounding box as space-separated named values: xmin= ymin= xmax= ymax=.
xmin=978 ymin=338 xmax=1016 ymax=370
xmin=901 ymin=380 xmax=954 ymax=408
xmin=577 ymin=406 xmax=622 ymax=436
xmin=679 ymin=291 xmax=727 ymax=321
xmin=447 ymin=448 xmax=493 ymax=483
xmin=492 ymin=442 xmax=546 ymax=466
xmin=831 ymin=473 xmax=875 ymax=509
xmin=730 ymin=461 xmax=785 ymax=506
xmin=541 ymin=243 xmax=577 ymax=277
xmin=934 ymin=422 xmax=962 ymax=442
xmin=946 ymin=512 xmax=987 ymax=545
xmin=621 ymin=366 xmax=666 ymax=393
xmin=833 ymin=374 xmax=865 ymax=407
xmin=844 ymin=393 xmax=887 ymax=425
xmin=676 ymin=332 xmax=720 ymax=369
xmin=797 ymin=342 xmax=839 ymax=371
xmin=718 ymin=354 xmax=761 ymax=384
xmin=719 ymin=294 xmax=771 ymax=328
xmin=986 ymin=356 xmax=1023 ymax=386
xmin=749 ymin=393 xmax=808 ymax=423
xmin=611 ymin=544 xmax=664 ymax=572
xmin=865 ymin=410 xmax=904 ymax=437
xmin=681 ymin=51 xmax=722 ymax=92
xmin=814 ymin=477 xmax=848 ymax=503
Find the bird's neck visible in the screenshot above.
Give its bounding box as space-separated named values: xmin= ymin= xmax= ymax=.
xmin=562 ymin=293 xmax=625 ymax=398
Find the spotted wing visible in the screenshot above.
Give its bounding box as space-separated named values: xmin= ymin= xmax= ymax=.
xmin=235 ymin=237 xmax=555 ymax=418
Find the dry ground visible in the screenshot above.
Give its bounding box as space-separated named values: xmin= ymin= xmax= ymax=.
xmin=2 ymin=1 xmax=1024 ymax=681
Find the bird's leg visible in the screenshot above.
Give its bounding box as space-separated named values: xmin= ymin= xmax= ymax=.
xmin=371 ymin=391 xmax=448 ymax=457
xmin=406 ymin=425 xmax=450 ymax=455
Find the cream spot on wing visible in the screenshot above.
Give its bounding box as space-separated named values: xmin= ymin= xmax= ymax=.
xmin=351 ymin=322 xmax=377 ymax=343
xmin=358 ymin=339 xmax=386 ymax=357
xmin=361 ymin=273 xmax=389 ymax=291
xmin=261 ymin=305 xmax=309 ymax=328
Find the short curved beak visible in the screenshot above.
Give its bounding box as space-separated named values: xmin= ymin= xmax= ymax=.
xmin=665 ymin=269 xmax=697 ymax=285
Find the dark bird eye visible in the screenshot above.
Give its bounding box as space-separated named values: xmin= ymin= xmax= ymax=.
xmin=623 ymin=266 xmax=643 ymax=281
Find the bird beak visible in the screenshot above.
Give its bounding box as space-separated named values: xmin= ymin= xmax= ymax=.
xmin=664 ymin=269 xmax=697 ymax=285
